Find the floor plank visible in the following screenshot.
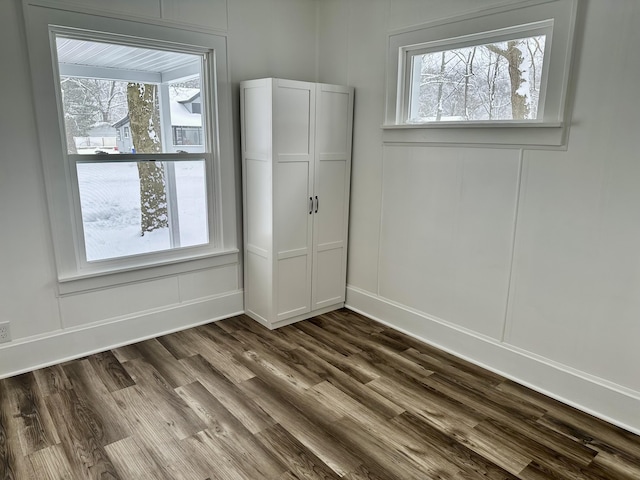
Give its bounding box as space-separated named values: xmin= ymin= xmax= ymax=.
xmin=87 ymin=351 xmax=135 ymax=393
xmin=2 ymin=373 xmax=59 ymax=455
xmin=44 ymin=389 xmax=121 ymax=479
xmin=256 ymin=423 xmax=341 ymax=480
xmin=61 ymin=360 xmax=131 ymax=446
xmin=104 ymin=436 xmax=172 ymax=480
xmin=1 ymin=309 xmax=638 ymax=479
xmin=28 ymin=444 xmax=74 ymax=480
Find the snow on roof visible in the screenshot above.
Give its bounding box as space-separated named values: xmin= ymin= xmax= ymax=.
xmin=170 ymin=87 xmax=201 ymax=127
xmin=90 ymin=121 xmax=114 ymax=129
xmin=113 ymin=115 xmax=129 ymax=128
xmin=170 ymin=101 xmax=201 ymax=127
xmin=178 ymin=91 xmax=201 ymax=104
xmin=112 ymin=88 xmax=202 ymax=128
xmin=170 ymin=87 xmax=200 ymax=103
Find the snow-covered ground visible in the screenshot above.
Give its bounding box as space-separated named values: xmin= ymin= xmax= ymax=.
xmin=76 ymin=161 xmax=208 ymax=262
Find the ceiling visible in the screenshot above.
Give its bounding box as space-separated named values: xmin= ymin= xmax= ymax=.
xmin=56 ymin=36 xmax=200 ymax=74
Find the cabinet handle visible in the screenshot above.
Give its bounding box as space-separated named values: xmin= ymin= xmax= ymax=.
xmin=309 ymin=197 xmax=313 ymax=214
xmin=315 ymin=196 xmax=319 ymax=213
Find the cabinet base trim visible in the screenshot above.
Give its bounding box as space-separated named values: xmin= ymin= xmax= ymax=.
xmin=246 ymin=303 xmax=344 ymax=330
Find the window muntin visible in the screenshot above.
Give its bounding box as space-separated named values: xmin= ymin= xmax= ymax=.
xmin=406 ymin=33 xmax=548 ymax=123
xmin=54 ymin=32 xmax=213 ymax=265
xmin=173 ymin=126 xmax=203 ymax=146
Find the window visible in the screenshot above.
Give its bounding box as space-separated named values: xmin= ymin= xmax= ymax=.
xmin=384 ymin=0 xmax=579 ymax=147
xmin=173 ymin=126 xmax=203 ymax=146
xmin=404 ymin=26 xmax=550 ymax=123
xmin=23 ymin=2 xmax=237 ymax=288
xmin=55 ymin=36 xmax=210 ymax=264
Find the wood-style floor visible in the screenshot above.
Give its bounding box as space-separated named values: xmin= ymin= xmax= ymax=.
xmin=1 ymin=309 xmax=639 ymax=479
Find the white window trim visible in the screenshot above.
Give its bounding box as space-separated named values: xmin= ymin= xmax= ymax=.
xmin=22 ymin=1 xmax=238 ymax=291
xmin=383 ymin=0 xmax=579 ymax=147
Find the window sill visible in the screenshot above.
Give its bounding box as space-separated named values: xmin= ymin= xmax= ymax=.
xmin=57 ymin=249 xmax=239 ymax=296
xmin=381 ymin=122 xmax=567 ymax=148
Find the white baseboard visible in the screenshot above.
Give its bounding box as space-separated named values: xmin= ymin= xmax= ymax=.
xmin=345 ymin=285 xmax=640 ymax=436
xmin=246 ymin=303 xmax=346 ymax=330
xmin=0 ymin=290 xmax=244 ymax=379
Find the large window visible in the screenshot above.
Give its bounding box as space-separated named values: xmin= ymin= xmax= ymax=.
xmin=56 ymin=37 xmax=209 ymax=262
xmin=384 ymin=0 xmax=579 ymax=147
xmin=23 ymin=2 xmax=237 ymax=288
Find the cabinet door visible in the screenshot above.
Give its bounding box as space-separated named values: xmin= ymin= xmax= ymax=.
xmin=273 ymin=80 xmax=316 ymax=321
xmin=312 ymin=85 xmax=353 ymax=310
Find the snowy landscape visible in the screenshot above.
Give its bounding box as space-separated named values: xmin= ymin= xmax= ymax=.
xmin=77 ymin=161 xmax=208 ymax=262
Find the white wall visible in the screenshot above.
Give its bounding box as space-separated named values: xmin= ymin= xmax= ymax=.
xmin=2 ymin=0 xmax=639 ymax=435
xmin=0 ymin=0 xmax=318 ymax=377
xmin=319 ymin=0 xmax=640 ymax=434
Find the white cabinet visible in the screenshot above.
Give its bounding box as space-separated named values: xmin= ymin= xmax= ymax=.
xmin=240 ymin=78 xmax=354 ymax=329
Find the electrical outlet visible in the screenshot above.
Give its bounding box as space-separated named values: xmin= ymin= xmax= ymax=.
xmin=0 ymin=322 xmax=10 ymax=344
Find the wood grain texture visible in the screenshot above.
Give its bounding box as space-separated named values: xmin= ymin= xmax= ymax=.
xmin=1 ymin=309 xmax=638 ymax=479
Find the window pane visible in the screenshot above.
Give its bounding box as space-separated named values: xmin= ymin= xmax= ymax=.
xmin=174 ymin=162 xmax=208 ymax=246
xmin=173 ymin=126 xmax=202 ymax=146
xmin=169 ymin=82 xmax=204 ymax=152
xmin=409 ymin=35 xmax=546 ymax=122
xmin=77 ymin=161 xmax=208 ymax=262
xmin=56 ymin=37 xmax=204 ymax=154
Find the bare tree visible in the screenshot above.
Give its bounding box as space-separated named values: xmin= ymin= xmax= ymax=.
xmin=60 ymin=77 xmax=128 ymax=152
xmin=435 ymin=51 xmax=447 ymax=121
xmin=452 ymin=47 xmax=477 ymax=120
xmin=526 ymin=37 xmax=545 ymax=118
xmin=60 ymin=78 xmax=127 ymax=124
xmin=126 ymin=82 xmax=168 ymax=235
xmin=484 ymin=50 xmax=502 ymax=119
xmin=412 ymin=35 xmax=544 ymax=122
xmin=486 ymin=41 xmax=529 ymax=119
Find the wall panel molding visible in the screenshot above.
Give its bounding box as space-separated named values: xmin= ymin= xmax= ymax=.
xmin=346 ymin=285 xmax=640 ymax=436
xmin=0 ymin=290 xmax=243 ymax=379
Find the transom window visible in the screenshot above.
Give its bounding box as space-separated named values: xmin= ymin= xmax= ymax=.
xmin=405 ymin=29 xmax=549 ymax=123
xmin=384 ymin=0 xmax=579 ymax=147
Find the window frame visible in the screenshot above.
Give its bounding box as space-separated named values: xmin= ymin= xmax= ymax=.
xmin=22 ymin=1 xmax=238 ymax=290
xmin=173 ymin=126 xmax=203 ymax=146
xmin=383 ymin=0 xmax=579 ymax=147
xmin=400 ymin=20 xmax=553 ymax=124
